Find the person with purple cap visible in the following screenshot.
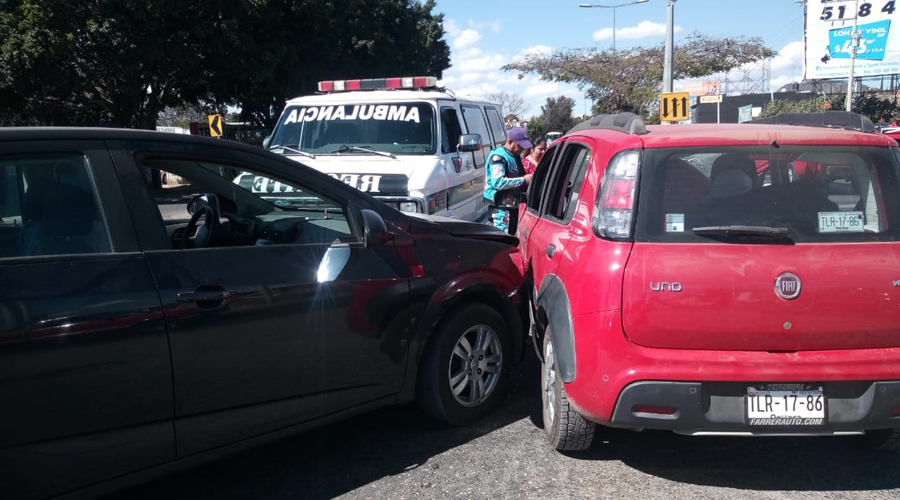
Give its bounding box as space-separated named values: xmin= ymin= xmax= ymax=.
xmin=484 ymin=126 xmax=534 ymax=231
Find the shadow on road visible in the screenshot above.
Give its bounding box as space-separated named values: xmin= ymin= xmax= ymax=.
xmin=534 ymin=398 xmax=900 ymax=492
xmin=103 ymin=353 xmax=544 ymax=500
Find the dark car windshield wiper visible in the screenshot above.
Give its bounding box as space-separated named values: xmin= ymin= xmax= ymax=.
xmin=692 ymin=225 xmax=791 ymax=238
xmin=268 ymin=144 xmax=315 ymax=159
xmin=328 ymin=144 xmax=396 ymax=159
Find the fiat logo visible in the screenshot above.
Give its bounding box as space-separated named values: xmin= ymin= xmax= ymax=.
xmin=775 ymin=273 xmax=801 ymax=300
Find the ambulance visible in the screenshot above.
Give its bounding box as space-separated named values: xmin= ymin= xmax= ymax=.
xmin=264 ymin=76 xmax=508 ymax=222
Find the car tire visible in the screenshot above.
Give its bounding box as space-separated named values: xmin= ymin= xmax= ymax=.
xmin=417 ymin=303 xmax=510 ymax=426
xmin=542 ymin=330 xmax=595 ymax=451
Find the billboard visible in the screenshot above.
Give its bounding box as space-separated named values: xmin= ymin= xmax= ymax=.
xmin=682 ymin=80 xmax=720 ymax=95
xmin=805 ymin=0 xmax=900 ymax=79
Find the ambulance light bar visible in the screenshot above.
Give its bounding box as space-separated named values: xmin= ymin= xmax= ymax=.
xmin=318 ymin=76 xmax=438 ymax=93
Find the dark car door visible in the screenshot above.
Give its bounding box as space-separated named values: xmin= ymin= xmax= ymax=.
xmin=0 ymin=141 xmax=173 ymax=500
xmin=108 ymin=140 xmax=412 ymax=456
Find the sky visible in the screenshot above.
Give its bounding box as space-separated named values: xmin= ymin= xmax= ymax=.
xmin=432 ymin=0 xmax=807 ymax=116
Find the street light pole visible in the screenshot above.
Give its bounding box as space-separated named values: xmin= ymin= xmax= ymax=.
xmin=662 ymin=0 xmax=676 ymax=93
xmin=846 ymin=0 xmax=860 ymax=112
xmin=579 ymin=0 xmax=649 ymax=53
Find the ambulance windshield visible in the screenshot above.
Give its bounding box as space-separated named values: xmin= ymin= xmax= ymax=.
xmin=270 ymin=102 xmax=436 ymax=156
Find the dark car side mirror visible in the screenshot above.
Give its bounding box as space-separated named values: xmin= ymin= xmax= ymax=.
xmin=493 ymin=190 xmax=521 ymax=209
xmin=361 ymin=209 xmax=390 ymax=246
xmin=458 ymin=134 xmax=482 ymax=153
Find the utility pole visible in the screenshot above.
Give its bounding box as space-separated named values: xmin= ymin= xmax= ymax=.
xmin=846 ymin=0 xmax=861 ymax=112
xmin=662 ymin=0 xmax=676 ymax=93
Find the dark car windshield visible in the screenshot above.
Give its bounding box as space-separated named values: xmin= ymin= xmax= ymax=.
xmin=269 ymin=102 xmax=436 ymax=155
xmin=635 ymin=146 xmax=900 ymax=243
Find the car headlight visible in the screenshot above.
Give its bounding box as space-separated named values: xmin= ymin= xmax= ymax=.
xmin=399 ymin=202 xmax=420 ymax=213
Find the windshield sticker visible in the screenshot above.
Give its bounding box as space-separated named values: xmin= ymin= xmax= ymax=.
xmin=665 ymin=213 xmax=685 ymax=233
xmin=283 ymin=105 xmax=420 ymax=125
xmin=818 ymin=211 xmax=864 ymax=233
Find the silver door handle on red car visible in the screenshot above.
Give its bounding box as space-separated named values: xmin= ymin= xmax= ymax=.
xmin=546 ymin=245 xmax=556 ymax=258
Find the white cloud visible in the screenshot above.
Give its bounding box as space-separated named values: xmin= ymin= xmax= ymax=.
xmin=445 ymin=18 xmax=462 ymax=38
xmin=468 ymin=19 xmax=502 ymax=33
xmin=454 ymin=53 xmax=506 ymax=73
xmin=593 ymin=20 xmax=683 ymax=42
xmin=512 ymin=44 xmax=554 ymax=63
xmin=769 ymin=41 xmax=804 ymax=74
xmin=453 ymin=29 xmax=482 ymax=50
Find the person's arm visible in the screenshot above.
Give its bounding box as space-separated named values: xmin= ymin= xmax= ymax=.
xmin=487 ymin=154 xmax=526 ymax=191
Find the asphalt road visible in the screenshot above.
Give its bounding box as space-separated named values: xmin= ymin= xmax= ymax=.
xmin=104 ymin=352 xmax=900 ymax=500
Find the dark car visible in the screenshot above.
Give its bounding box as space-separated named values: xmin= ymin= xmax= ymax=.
xmin=0 ymin=128 xmax=527 ymax=500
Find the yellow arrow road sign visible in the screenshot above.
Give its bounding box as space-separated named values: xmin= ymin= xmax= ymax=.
xmin=208 ymin=114 xmax=223 ymax=137
xmin=660 ymin=92 xmax=690 ymax=122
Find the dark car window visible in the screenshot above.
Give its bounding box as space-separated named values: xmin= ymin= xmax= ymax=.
xmin=527 ymin=144 xmax=558 ymax=213
xmin=0 ymin=153 xmax=111 ymax=258
xmin=484 ymin=106 xmax=507 ymax=148
xmin=637 ymin=146 xmax=900 ymax=243
xmin=139 ymin=158 xmax=356 ymax=249
xmin=441 ymin=107 xmax=463 ymax=154
xmin=461 ymin=105 xmax=491 ymax=168
xmin=543 ymin=144 xmax=591 ymax=222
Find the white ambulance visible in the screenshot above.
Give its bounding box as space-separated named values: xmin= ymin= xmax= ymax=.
xmin=264 ymin=76 xmax=508 ymax=222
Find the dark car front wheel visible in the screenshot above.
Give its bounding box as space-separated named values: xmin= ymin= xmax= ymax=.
xmin=417 ymin=303 xmax=510 ymax=425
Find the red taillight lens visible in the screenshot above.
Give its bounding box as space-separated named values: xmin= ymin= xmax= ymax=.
xmin=891 ymin=406 xmax=900 ymax=417
xmin=603 ymin=179 xmax=635 ymax=209
xmin=593 ymin=150 xmax=640 ymax=239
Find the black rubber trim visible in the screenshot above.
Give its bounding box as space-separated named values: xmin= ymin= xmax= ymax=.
xmin=537 ymin=274 xmax=576 ymax=383
xmin=609 ymin=380 xmax=900 ymax=433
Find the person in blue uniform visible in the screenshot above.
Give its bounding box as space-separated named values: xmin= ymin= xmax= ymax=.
xmin=484 ymin=127 xmax=534 ymax=231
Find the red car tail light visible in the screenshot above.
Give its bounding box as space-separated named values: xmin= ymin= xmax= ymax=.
xmin=593 ymin=149 xmax=640 ymax=239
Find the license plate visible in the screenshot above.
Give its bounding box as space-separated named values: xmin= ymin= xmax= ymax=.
xmin=818 ymin=211 xmax=864 ymax=233
xmin=746 ymin=384 xmax=825 ymax=426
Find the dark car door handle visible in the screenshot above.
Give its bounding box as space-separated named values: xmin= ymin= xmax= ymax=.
xmin=176 ymin=289 xmax=233 ymax=304
xmin=546 ymin=244 xmax=556 ymax=258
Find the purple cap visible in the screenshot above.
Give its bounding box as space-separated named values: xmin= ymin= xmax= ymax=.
xmin=506 ymin=127 xmax=534 ymax=149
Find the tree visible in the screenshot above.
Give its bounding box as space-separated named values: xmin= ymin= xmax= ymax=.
xmin=853 ymin=93 xmax=900 ymax=122
xmin=759 ymin=96 xmax=838 ymax=118
xmin=0 ymin=0 xmax=451 ymax=129
xmin=487 ymin=91 xmax=529 ymax=122
xmin=526 ymin=115 xmax=546 ymax=144
xmin=540 ymin=96 xmax=577 ymax=134
xmin=503 ymin=33 xmax=775 ymax=118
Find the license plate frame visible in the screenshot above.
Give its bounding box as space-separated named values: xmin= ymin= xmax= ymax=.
xmin=746 ymin=383 xmax=826 ymax=426
xmin=818 ymin=211 xmax=864 ymax=233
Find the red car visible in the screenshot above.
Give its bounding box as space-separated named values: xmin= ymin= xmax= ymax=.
xmin=519 ymin=112 xmax=900 ymax=451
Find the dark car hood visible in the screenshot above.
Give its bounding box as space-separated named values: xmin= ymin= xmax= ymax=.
xmin=407 ymin=213 xmax=518 ymax=246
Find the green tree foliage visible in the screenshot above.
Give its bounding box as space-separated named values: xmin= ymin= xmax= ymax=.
xmin=503 ymin=33 xmax=775 ymax=118
xmin=0 ymin=0 xmax=450 ymax=128
xmin=759 ymin=96 xmax=837 ymax=118
xmin=526 ymin=115 xmax=546 ymax=144
xmin=539 ymin=96 xmax=577 ymax=135
xmin=853 ymin=93 xmax=900 ymax=122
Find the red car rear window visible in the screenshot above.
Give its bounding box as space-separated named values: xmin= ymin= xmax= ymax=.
xmin=635 ymin=146 xmax=900 ymax=243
